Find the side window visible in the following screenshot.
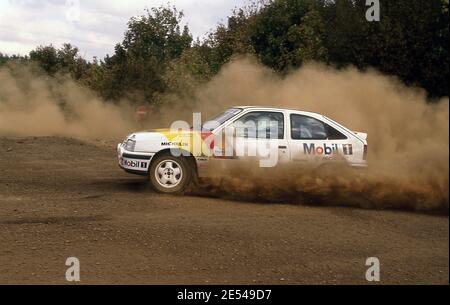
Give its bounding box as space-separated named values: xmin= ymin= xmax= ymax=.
xmin=326 ymin=124 xmax=348 ymax=140
xmin=290 ymin=114 xmax=327 ymax=140
xmin=234 ymin=112 xmax=284 ymax=139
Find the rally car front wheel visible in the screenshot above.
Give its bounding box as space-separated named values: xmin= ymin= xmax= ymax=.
xmin=149 ymin=154 xmax=192 ymax=194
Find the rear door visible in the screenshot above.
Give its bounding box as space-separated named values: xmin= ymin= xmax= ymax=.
xmin=288 ymin=113 xmax=349 ymax=164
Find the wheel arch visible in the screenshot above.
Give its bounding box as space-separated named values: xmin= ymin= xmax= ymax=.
xmin=149 ymin=148 xmax=198 ymax=177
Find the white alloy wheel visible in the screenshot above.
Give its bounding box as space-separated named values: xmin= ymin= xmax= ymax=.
xmin=154 ymin=159 xmax=183 ymax=188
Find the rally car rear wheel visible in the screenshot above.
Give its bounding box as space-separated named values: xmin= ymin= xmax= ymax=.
xmin=149 ymin=154 xmax=192 ymax=194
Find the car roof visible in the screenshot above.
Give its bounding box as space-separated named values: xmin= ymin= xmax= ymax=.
xmin=233 ymin=105 xmax=322 ymax=117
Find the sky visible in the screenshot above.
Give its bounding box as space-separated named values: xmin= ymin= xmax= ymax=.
xmin=0 ymin=0 xmax=245 ymax=59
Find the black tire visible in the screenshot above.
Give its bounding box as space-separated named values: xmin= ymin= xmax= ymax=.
xmin=149 ymin=153 xmax=192 ymax=194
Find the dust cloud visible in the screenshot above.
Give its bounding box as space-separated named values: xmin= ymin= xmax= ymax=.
xmin=0 ymin=58 xmax=448 ymax=212
xmin=0 ymin=64 xmax=138 ymax=140
xmin=177 ymin=57 xmax=449 ymax=212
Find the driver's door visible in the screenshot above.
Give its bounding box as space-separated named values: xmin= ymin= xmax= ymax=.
xmin=228 ymin=111 xmax=289 ymax=168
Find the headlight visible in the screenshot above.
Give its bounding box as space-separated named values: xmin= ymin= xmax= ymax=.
xmin=125 ymin=139 xmax=136 ymax=152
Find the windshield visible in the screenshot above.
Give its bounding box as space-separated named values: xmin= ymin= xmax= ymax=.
xmin=202 ymin=108 xmax=242 ymax=131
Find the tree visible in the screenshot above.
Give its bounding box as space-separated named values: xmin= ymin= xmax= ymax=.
xmin=29 ymin=45 xmax=59 ymax=74
xmin=0 ymin=53 xmax=8 ymax=65
xmin=203 ymin=5 xmax=259 ymax=73
xmin=3 ymin=0 xmax=448 ymax=99
xmin=57 ymin=43 xmax=88 ymax=80
xmin=28 ymin=43 xmax=87 ymax=79
xmin=325 ymin=0 xmax=367 ymax=68
xmin=103 ymin=5 xmax=193 ymax=103
xmin=123 ymin=6 xmax=192 ymax=62
xmin=162 ymin=46 xmax=214 ymax=100
xmin=286 ymin=5 xmax=328 ymax=66
xmin=250 ymin=0 xmax=311 ymax=71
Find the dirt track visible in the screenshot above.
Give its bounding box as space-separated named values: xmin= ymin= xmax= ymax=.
xmin=0 ymin=136 xmax=448 ymax=284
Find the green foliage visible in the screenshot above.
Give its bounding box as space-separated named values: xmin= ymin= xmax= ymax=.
xmin=152 ymin=46 xmax=214 ymax=108
xmin=29 ymin=45 xmax=60 ymax=74
xmin=286 ymin=5 xmax=328 ymax=66
xmin=28 ymin=43 xmax=87 ymax=79
xmin=101 ymin=5 xmax=193 ymax=103
xmin=123 ymin=6 xmax=192 ymax=62
xmin=250 ymin=0 xmax=311 ymax=70
xmin=2 ymin=0 xmax=447 ymax=102
xmin=163 ymin=46 xmax=214 ymax=94
xmin=309 ymin=0 xmax=450 ymax=97
xmin=248 ymin=0 xmax=448 ymax=96
xmin=0 ymin=52 xmax=8 ymax=64
xmin=203 ymin=5 xmax=259 ymax=73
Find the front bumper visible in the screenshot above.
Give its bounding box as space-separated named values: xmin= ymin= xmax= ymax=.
xmin=117 ymin=143 xmax=154 ymax=175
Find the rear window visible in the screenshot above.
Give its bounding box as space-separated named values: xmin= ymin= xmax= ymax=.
xmin=290 ymin=114 xmax=327 ymax=140
xmin=326 ymin=125 xmax=348 ymax=140
xmin=291 ymin=114 xmax=348 ymax=140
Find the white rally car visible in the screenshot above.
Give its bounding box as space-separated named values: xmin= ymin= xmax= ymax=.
xmin=118 ymin=106 xmax=368 ymax=194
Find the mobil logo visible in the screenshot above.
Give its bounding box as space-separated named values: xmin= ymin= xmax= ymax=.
xmin=303 ymin=143 xmax=338 ymax=155
xmin=123 ymin=159 xmax=139 ymax=167
xmin=123 ymin=159 xmax=147 ymax=168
